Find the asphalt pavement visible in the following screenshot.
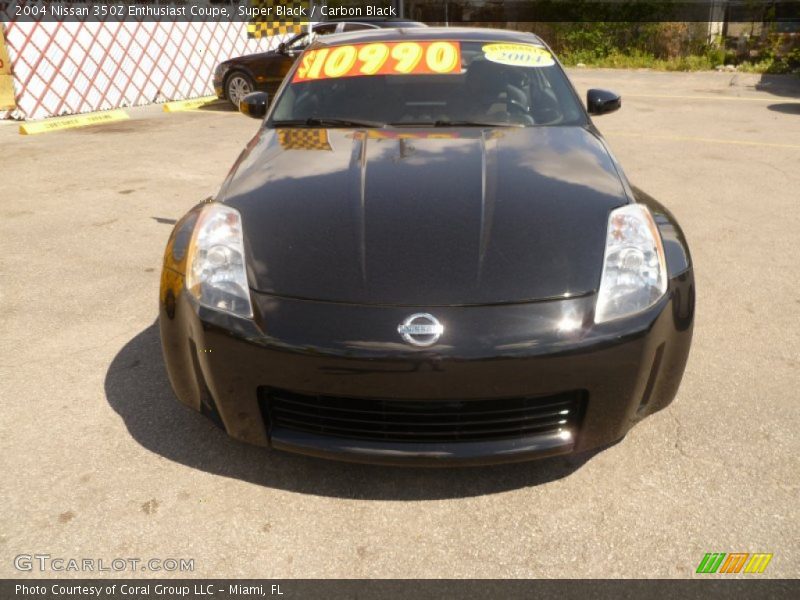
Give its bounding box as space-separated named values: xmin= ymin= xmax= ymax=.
xmin=1 ymin=69 xmax=798 ymax=578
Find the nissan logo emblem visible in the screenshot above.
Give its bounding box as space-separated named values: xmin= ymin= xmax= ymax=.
xmin=397 ymin=313 xmax=444 ymax=347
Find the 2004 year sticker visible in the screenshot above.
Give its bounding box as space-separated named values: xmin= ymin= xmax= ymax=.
xmin=482 ymin=43 xmax=555 ymax=68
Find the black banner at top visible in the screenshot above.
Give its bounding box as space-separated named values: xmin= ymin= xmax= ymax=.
xmin=1 ymin=0 xmax=799 ymax=23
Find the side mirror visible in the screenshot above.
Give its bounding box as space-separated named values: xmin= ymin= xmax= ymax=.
xmin=587 ymin=89 xmax=621 ymax=115
xmin=278 ymin=42 xmax=286 ymax=54
xmin=239 ymin=91 xmax=269 ymax=119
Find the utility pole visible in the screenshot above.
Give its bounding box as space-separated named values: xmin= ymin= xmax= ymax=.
xmin=708 ymin=0 xmax=728 ymax=44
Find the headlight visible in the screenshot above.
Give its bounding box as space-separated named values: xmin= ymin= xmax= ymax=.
xmin=594 ymin=204 xmax=667 ymax=323
xmin=185 ymin=203 xmax=253 ymax=318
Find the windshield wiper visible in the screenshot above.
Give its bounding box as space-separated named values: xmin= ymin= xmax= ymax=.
xmin=271 ymin=117 xmax=385 ymax=128
xmin=387 ymin=120 xmax=524 ymax=128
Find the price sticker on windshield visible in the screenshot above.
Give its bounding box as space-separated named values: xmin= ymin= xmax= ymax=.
xmin=293 ymin=41 xmax=462 ymax=83
xmin=482 ymin=43 xmax=555 ymax=68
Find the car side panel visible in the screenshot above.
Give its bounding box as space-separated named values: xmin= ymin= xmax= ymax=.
xmin=248 ymin=55 xmax=294 ymax=94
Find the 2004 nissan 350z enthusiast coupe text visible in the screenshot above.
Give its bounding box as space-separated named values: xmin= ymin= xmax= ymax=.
xmin=159 ymin=28 xmax=694 ymax=466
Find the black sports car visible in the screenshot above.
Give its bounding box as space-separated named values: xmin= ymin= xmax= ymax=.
xmin=161 ymin=28 xmax=694 ymax=466
xmin=213 ymin=19 xmax=427 ymax=106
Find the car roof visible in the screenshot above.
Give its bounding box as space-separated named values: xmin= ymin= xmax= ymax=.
xmin=320 ymin=19 xmax=427 ymax=28
xmin=311 ymin=26 xmax=545 ymax=47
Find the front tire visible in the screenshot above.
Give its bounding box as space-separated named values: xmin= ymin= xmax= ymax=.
xmin=225 ymin=72 xmax=254 ymax=109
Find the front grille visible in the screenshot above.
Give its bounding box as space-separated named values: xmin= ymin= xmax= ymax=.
xmin=260 ymin=387 xmax=584 ymax=444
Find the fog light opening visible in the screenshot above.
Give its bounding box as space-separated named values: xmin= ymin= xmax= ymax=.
xmin=637 ymin=342 xmax=666 ymax=415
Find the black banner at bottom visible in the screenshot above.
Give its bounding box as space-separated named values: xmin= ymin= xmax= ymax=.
xmin=2 ymin=579 xmax=799 ymax=600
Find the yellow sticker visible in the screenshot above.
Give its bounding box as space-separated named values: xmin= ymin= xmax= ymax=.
xmin=482 ymin=43 xmax=555 ymax=68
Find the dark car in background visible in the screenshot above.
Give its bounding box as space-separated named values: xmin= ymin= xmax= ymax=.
xmin=213 ymin=19 xmax=427 ymax=106
xmin=165 ymin=28 xmax=694 ymax=466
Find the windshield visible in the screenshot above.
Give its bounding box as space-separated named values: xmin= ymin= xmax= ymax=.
xmin=284 ymin=24 xmax=339 ymax=52
xmin=269 ymin=40 xmax=586 ymax=128
xmin=284 ymin=33 xmax=310 ymax=52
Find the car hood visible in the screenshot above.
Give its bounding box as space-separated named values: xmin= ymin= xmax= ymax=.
xmin=219 ymin=126 xmax=630 ymax=306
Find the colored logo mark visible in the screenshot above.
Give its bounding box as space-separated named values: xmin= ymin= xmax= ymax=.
xmin=696 ymin=553 xmax=773 ymax=574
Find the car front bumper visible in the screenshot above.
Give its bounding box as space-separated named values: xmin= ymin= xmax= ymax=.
xmin=159 ymin=267 xmax=694 ymax=466
xmin=213 ymin=79 xmax=225 ymax=99
xmin=212 ymin=67 xmax=227 ymax=99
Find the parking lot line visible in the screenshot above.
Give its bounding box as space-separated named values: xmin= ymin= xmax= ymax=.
xmin=626 ymin=93 xmax=799 ymax=104
xmin=606 ymin=130 xmax=800 ymax=149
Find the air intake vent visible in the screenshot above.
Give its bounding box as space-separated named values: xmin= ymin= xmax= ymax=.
xmin=260 ymin=388 xmax=584 ymax=444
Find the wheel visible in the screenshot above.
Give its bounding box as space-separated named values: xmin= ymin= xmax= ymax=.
xmin=225 ymin=72 xmax=254 ymax=109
